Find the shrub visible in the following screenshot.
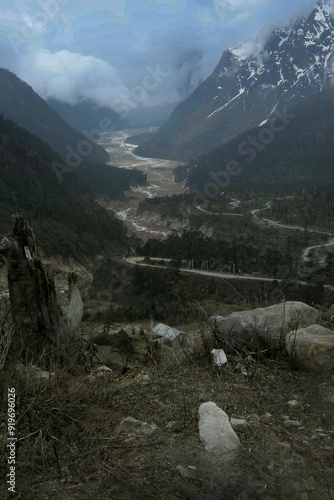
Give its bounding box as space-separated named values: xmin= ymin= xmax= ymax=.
xmin=93 ymin=331 xmax=114 ymax=346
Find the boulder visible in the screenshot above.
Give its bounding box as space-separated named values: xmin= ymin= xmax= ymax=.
xmin=286 ymin=324 xmax=334 ymax=372
xmin=19 ymin=364 xmax=56 ymax=384
xmin=114 ymin=417 xmax=161 ymax=437
xmin=199 ymin=402 xmax=241 ymax=456
xmin=210 ymin=301 xmax=319 ymax=350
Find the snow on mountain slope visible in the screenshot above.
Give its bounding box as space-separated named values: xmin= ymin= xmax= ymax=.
xmin=135 ymin=1 xmax=334 ymax=161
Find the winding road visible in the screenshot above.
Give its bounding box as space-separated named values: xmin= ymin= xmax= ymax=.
xmin=100 ymin=131 xmax=334 ymax=270
xmin=125 ymin=257 xmax=279 ymax=283
xmin=251 ymin=206 xmax=334 ymax=262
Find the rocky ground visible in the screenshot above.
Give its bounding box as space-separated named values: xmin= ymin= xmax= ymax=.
xmin=1 ymin=325 xmax=334 ymax=500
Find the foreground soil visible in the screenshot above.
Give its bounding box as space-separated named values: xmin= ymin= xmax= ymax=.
xmin=1 ymin=343 xmax=334 ymax=500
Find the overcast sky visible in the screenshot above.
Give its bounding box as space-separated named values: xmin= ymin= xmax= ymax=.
xmin=0 ymin=0 xmax=319 ymax=123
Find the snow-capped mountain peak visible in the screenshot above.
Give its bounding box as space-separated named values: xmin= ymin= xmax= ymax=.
xmin=206 ymin=0 xmax=334 ymax=123
xmin=135 ymin=0 xmax=334 ymax=161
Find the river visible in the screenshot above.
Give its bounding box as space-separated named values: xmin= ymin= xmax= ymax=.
xmin=97 ymin=129 xmax=187 ymax=240
xmin=98 ymin=131 xmax=334 ymax=265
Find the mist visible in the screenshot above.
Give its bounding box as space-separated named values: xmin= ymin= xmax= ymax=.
xmin=0 ymin=0 xmax=323 ymax=124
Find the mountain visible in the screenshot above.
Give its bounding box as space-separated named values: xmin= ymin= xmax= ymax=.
xmin=0 ymin=115 xmax=147 ymax=258
xmin=182 ymin=88 xmax=334 ymax=195
xmin=46 ymin=99 xmax=130 ymax=134
xmin=135 ymin=0 xmax=334 ymax=161
xmin=0 ymin=69 xmax=109 ymax=164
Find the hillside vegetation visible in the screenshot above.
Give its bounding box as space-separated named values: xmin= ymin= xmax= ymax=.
xmin=179 ymin=90 xmax=334 ymax=196
xmin=0 ymin=68 xmax=109 ymax=164
xmin=0 ymin=115 xmax=147 ymax=258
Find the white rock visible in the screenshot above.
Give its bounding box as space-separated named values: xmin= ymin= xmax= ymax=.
xmin=286 ymin=325 xmax=334 ymax=372
xmin=114 ymin=417 xmax=161 ymax=437
xmin=96 ymin=366 xmax=112 ymax=373
xmin=211 ymin=349 xmax=227 ymax=367
xmin=211 ymin=302 xmax=319 ymax=350
xmin=287 ymin=400 xmax=302 ymax=408
xmin=199 ymin=402 xmax=241 ymax=456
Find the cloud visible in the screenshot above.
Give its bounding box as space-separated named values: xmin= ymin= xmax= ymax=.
xmin=215 ymin=0 xmax=269 ymax=7
xmin=197 ymin=8 xmax=215 ymax=25
xmin=24 ymin=49 xmax=129 ymax=107
xmin=214 ymin=0 xmax=272 ymax=22
xmin=21 ymin=47 xmax=199 ymax=117
xmin=0 ymin=0 xmax=321 ymax=125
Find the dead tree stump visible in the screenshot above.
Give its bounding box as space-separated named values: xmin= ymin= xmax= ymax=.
xmin=0 ymin=215 xmax=71 ymax=363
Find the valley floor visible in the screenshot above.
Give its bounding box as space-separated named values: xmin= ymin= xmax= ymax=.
xmin=98 ymin=130 xmax=185 ymax=241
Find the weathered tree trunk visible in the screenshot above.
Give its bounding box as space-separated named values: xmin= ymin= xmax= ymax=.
xmin=0 ymin=215 xmax=73 ymax=363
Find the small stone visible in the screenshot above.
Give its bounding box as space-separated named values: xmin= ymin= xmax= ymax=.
xmin=230 ymin=418 xmax=248 ymax=433
xmin=142 ymin=374 xmax=150 ymax=382
xmin=280 ymin=442 xmax=292 ymax=453
xmin=283 ymin=420 xmax=302 ymax=427
xmin=235 ymin=363 xmax=248 ymax=376
xmin=176 ymin=466 xmax=196 ymax=479
xmin=34 ymin=370 xmax=56 ymax=382
xmin=114 ymin=417 xmax=161 ymax=437
xmin=325 ymin=392 xmax=334 ymax=404
xmin=287 ymin=400 xmax=302 ymax=408
xmin=96 ymin=366 xmax=112 ymax=373
xmin=166 ymin=421 xmax=178 ymax=431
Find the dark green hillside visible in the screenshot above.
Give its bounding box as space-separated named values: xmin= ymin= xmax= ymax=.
xmin=0 ymin=116 xmax=146 ymax=258
xmin=0 ymin=68 xmax=109 ymax=164
xmin=47 ymin=99 xmax=130 ymax=134
xmin=184 ymin=89 xmax=334 ymax=196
